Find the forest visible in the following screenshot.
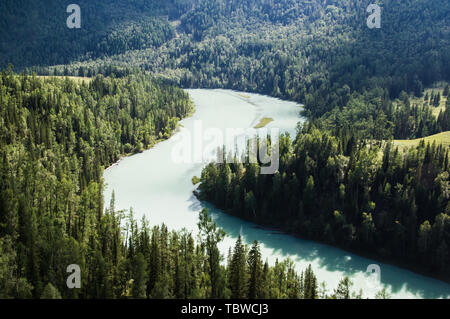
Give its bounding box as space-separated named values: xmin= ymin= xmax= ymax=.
xmin=0 ymin=71 xmax=384 ymax=299
xmin=24 ymin=0 xmax=449 ymax=122
xmin=0 ymin=71 xmax=191 ymax=298
xmin=5 ymin=1 xmax=449 ymax=134
xmin=0 ymin=0 xmax=191 ymax=68
xmin=318 ymin=86 xmax=450 ymax=140
xmin=1 ymin=0 xmax=450 ymax=299
xmin=198 ymin=95 xmax=450 ymax=277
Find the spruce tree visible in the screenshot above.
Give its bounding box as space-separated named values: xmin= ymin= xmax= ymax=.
xmin=247 ymin=241 xmax=263 ymax=299
xmin=333 ymin=277 xmax=353 ymax=299
xmin=229 ymin=235 xmax=248 ymax=299
xmin=131 ymin=253 xmax=147 ymax=299
xmin=197 ymin=209 xmax=226 ymax=298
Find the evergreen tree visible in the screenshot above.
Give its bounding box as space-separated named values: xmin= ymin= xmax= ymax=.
xmin=229 ymin=235 xmax=248 ymax=299
xmin=40 ymin=283 xmax=62 ymax=299
xmin=197 ymin=209 xmax=226 ymax=299
xmin=132 ymin=253 xmax=147 ymax=299
xmin=247 ymin=241 xmax=263 ymax=299
xmin=302 ymin=265 xmax=318 ymax=299
xmin=375 ymin=288 xmax=391 ymax=299
xmin=333 ymin=277 xmax=353 ymax=299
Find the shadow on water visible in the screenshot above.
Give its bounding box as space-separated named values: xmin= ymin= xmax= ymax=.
xmin=189 ymin=196 xmax=450 ymax=299
xmin=106 ymin=89 xmax=450 ymax=299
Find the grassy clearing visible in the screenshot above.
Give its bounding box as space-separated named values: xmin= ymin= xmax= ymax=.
xmin=392 ymin=131 xmax=450 ymax=150
xmin=38 ymin=76 xmax=92 ymax=83
xmin=254 ymin=117 xmax=274 ymax=129
xmin=406 ymin=86 xmax=448 ymax=118
xmin=238 ymin=93 xmax=251 ymax=99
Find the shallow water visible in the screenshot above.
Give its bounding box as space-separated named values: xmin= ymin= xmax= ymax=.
xmin=104 ymin=89 xmax=450 ymax=299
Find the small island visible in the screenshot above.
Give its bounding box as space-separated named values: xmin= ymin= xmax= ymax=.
xmin=254 ymin=117 xmax=274 ymax=129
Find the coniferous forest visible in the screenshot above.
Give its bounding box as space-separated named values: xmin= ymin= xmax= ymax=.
xmin=0 ymin=0 xmax=450 ymax=300
xmin=198 ymin=118 xmax=450 ymax=277
xmin=0 ymin=71 xmax=362 ymax=299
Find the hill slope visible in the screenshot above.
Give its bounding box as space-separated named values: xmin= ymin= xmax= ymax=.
xmin=393 ymin=131 xmax=450 ymax=149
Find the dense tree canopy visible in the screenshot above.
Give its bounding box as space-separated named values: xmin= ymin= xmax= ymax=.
xmin=0 ymin=72 xmax=192 ymax=298
xmin=1 ymin=0 xmax=449 ymax=298
xmin=18 ymin=0 xmax=448 ymax=124
xmin=0 ymin=72 xmax=376 ymax=299
xmin=198 ymin=123 xmax=450 ymax=277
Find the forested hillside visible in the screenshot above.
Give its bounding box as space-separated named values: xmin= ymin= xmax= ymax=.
xmin=3 ymin=1 xmax=449 ymax=129
xmin=0 ymin=0 xmax=195 ymax=68
xmin=1 ymin=0 xmax=450 ymax=298
xmin=0 ymin=72 xmax=192 ymax=298
xmin=18 ymin=0 xmax=447 ymax=124
xmin=0 ymin=72 xmax=375 ymax=299
xmin=319 ymin=85 xmax=450 ymax=140
xmin=198 ymin=117 xmax=450 ymax=278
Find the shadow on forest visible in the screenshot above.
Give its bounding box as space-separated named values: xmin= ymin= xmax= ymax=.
xmin=188 ymin=195 xmax=450 ymax=299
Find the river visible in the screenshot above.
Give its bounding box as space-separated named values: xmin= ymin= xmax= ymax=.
xmin=103 ymin=89 xmax=450 ymax=299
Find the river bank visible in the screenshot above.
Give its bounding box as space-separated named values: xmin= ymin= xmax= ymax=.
xmin=196 ymin=193 xmax=450 ymax=287
xmin=104 ymin=89 xmax=450 ymax=299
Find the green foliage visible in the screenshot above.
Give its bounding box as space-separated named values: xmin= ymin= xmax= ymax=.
xmin=0 ymin=72 xmax=192 ymax=298
xmin=229 ymin=235 xmax=248 ymax=299
xmin=20 ymin=0 xmax=448 ymax=128
xmin=0 ymin=78 xmax=367 ymax=298
xmin=199 ymin=124 xmax=450 ymax=275
xmin=197 ymin=208 xmax=226 ymax=298
xmin=375 ymin=287 xmax=391 ymax=299
xmin=319 ymin=89 xmax=450 ymax=140
xmin=333 ymin=277 xmax=353 ymax=299
xmin=0 ymin=0 xmax=182 ymax=68
xmin=247 ymin=241 xmax=263 ymax=299
xmin=40 ymin=283 xmax=62 ymax=299
xmin=1 ymin=0 xmax=448 ymax=299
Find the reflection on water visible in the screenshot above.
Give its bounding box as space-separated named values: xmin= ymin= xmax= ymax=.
xmin=104 ymin=89 xmax=450 ymax=299
xmin=201 ymin=200 xmax=450 ymax=299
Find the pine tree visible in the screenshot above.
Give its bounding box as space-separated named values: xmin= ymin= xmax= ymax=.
xmin=40 ymin=283 xmax=62 ymax=299
xmin=131 ymin=253 xmax=147 ymax=299
xmin=197 ymin=209 xmax=226 ymax=298
xmin=318 ymin=281 xmax=328 ymax=299
xmin=260 ymin=261 xmax=270 ymax=299
xmin=302 ymin=265 xmax=317 ymax=299
xmin=148 ymin=227 xmax=161 ymax=297
xmin=375 ymin=287 xmax=391 ymax=299
xmin=229 ymin=235 xmax=248 ymax=299
xmin=247 ymin=241 xmax=263 ymax=299
xmin=333 ymin=277 xmax=353 ymax=299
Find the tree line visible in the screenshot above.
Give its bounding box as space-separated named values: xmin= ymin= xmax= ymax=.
xmin=0 ymin=0 xmax=190 ymax=68
xmin=319 ymin=87 xmax=450 ymax=140
xmin=30 ymin=0 xmax=449 ymax=127
xmin=0 ymin=71 xmax=191 ymax=298
xmin=0 ymin=71 xmax=383 ymax=299
xmin=198 ymin=123 xmax=450 ymax=277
